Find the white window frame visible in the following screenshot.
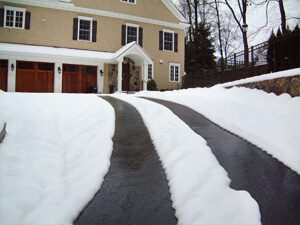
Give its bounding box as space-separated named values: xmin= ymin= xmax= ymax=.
xmin=163 ymin=29 xmax=175 ymax=52
xmin=4 ymin=6 xmax=26 ymax=29
xmin=77 ymin=16 xmax=93 ymax=42
xmin=121 ymin=0 xmax=136 ymax=4
xmin=147 ymin=63 xmax=154 ymax=81
xmin=126 ymin=23 xmax=139 ymax=45
xmin=169 ymin=63 xmax=180 ymax=82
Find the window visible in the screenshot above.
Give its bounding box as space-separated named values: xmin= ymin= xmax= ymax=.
xmin=163 ymin=30 xmax=174 ymax=51
xmin=78 ymin=17 xmax=93 ymax=41
xmin=4 ymin=6 xmax=26 ymax=29
xmin=126 ymin=24 xmax=138 ymax=44
xmin=169 ymin=64 xmax=180 ymax=82
xmin=148 ymin=64 xmax=153 ymax=80
xmin=121 ymin=0 xmax=136 ymax=4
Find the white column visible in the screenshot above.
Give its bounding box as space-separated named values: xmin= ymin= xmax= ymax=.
xmin=143 ymin=62 xmax=148 ymax=91
xmin=117 ymin=60 xmax=123 ymax=92
xmin=97 ymin=63 xmax=104 ymax=93
xmin=54 ymin=62 xmax=62 ymax=93
xmin=7 ymin=58 xmax=16 ymax=92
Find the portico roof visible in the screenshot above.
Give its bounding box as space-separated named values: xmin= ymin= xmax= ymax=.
xmin=0 ymin=42 xmax=152 ymax=65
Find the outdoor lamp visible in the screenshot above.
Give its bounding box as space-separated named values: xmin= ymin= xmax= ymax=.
xmin=242 ymin=23 xmax=248 ymax=33
xmin=11 ymin=63 xmax=15 ymax=72
xmin=58 ymin=67 xmax=62 ymax=74
xmin=100 ymin=69 xmax=104 ymax=77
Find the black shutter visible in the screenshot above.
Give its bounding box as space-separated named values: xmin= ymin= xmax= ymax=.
xmin=174 ymin=33 xmax=178 ymax=52
xmin=159 ymin=30 xmax=163 ymax=50
xmin=0 ymin=8 xmax=4 ymax=27
xmin=121 ymin=25 xmax=126 ymax=46
xmin=139 ymin=27 xmax=143 ymax=47
xmin=92 ymin=20 xmax=97 ymax=42
xmin=73 ymin=18 xmax=78 ymax=40
xmin=25 ymin=12 xmax=31 ymax=30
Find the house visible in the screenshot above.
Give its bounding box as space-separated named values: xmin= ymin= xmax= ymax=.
xmin=0 ymin=0 xmax=188 ymax=93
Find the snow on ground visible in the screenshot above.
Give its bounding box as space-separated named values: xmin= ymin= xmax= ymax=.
xmin=220 ymin=67 xmax=300 ymax=87
xmin=114 ymin=93 xmax=261 ymax=225
xmin=136 ymin=86 xmax=300 ymax=174
xmin=0 ymin=93 xmax=115 ymax=225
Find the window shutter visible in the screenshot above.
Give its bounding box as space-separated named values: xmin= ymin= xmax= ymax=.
xmin=174 ymin=33 xmax=178 ymax=52
xmin=0 ymin=8 xmax=4 ymax=27
xmin=159 ymin=30 xmax=163 ymax=50
xmin=73 ymin=18 xmax=78 ymax=40
xmin=92 ymin=20 xmax=97 ymax=42
xmin=139 ymin=27 xmax=143 ymax=47
xmin=25 ymin=12 xmax=31 ymax=30
xmin=121 ymin=25 xmax=126 ymax=46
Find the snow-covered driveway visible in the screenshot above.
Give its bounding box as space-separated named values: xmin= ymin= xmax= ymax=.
xmin=0 ymin=93 xmax=114 ymax=225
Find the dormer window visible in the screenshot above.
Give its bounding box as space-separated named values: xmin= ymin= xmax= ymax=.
xmin=121 ymin=0 xmax=136 ymax=4
xmin=4 ymin=6 xmax=26 ymax=29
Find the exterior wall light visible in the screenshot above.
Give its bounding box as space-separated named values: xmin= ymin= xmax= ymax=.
xmin=100 ymin=69 xmax=104 ymax=77
xmin=11 ymin=63 xmax=15 ymax=71
xmin=58 ymin=67 xmax=62 ymax=74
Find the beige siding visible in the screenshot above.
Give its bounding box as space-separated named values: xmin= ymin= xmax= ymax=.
xmin=0 ymin=2 xmax=185 ymax=91
xmin=73 ymin=0 xmax=180 ymax=23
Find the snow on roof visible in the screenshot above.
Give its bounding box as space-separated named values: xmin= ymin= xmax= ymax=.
xmin=0 ymin=42 xmax=152 ymax=64
xmin=0 ymin=43 xmax=114 ymax=61
xmin=220 ymin=68 xmax=300 ymax=88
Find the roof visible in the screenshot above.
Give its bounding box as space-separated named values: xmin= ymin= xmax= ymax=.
xmin=162 ymin=0 xmax=187 ymax=23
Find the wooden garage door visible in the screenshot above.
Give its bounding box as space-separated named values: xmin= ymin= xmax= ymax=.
xmin=0 ymin=60 xmax=8 ymax=91
xmin=62 ymin=64 xmax=97 ymax=93
xmin=16 ymin=61 xmax=54 ymax=92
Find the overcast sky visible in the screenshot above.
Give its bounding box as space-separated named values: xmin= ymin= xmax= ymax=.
xmin=172 ymin=0 xmax=300 ymax=47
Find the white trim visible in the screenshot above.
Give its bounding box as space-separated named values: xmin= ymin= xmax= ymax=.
xmin=77 ymin=16 xmax=93 ymax=42
xmin=125 ymin=23 xmax=139 ymax=45
xmin=169 ymin=63 xmax=180 ymax=82
xmin=120 ymin=0 xmax=136 ymax=5
xmin=163 ymin=29 xmax=175 ymax=52
xmin=0 ymin=0 xmax=189 ymax=29
xmin=4 ymin=6 xmax=26 ymax=29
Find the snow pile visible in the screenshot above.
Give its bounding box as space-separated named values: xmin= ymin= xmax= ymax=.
xmin=114 ymin=94 xmax=261 ymax=225
xmin=220 ymin=67 xmax=300 ymax=87
xmin=136 ymin=86 xmax=300 ymax=174
xmin=0 ymin=93 xmax=115 ymax=225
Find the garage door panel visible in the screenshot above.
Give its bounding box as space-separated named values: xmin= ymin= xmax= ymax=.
xmin=16 ymin=61 xmax=54 ymax=93
xmin=63 ymin=64 xmax=97 ymax=93
xmin=0 ymin=60 xmax=8 ymax=91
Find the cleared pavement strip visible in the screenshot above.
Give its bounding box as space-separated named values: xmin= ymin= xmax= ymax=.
xmin=143 ymin=97 xmax=300 ymax=225
xmin=74 ymin=96 xmax=177 ymax=225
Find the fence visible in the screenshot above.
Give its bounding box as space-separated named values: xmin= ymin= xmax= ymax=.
xmin=183 ymin=32 xmax=300 ymax=88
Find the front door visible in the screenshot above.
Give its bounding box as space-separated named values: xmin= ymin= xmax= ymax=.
xmin=122 ymin=63 xmax=130 ymax=92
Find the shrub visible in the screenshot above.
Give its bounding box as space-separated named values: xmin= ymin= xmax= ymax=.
xmin=147 ymin=79 xmax=158 ymax=91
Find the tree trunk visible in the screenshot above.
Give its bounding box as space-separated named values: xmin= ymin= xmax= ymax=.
xmin=214 ymin=0 xmax=224 ymax=71
xmin=187 ymin=0 xmax=193 ymax=41
xmin=278 ymin=0 xmax=286 ymax=34
xmin=194 ymin=0 xmax=199 ymax=30
xmin=243 ymin=32 xmax=249 ymax=67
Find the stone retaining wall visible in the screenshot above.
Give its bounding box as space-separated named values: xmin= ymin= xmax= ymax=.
xmin=238 ymin=75 xmax=300 ymax=97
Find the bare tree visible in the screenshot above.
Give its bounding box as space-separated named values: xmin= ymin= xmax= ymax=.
xmin=224 ymin=0 xmax=250 ymax=67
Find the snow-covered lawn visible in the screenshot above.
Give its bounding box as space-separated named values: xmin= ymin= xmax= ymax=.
xmin=136 ymin=86 xmax=300 ymax=175
xmin=115 ymin=93 xmax=261 ymax=225
xmin=0 ymin=93 xmax=115 ymax=225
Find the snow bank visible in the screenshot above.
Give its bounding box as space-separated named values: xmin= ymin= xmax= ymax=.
xmin=220 ymin=67 xmax=300 ymax=87
xmin=136 ymin=86 xmax=300 ymax=174
xmin=114 ymin=93 xmax=261 ymax=225
xmin=0 ymin=93 xmax=115 ymax=225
